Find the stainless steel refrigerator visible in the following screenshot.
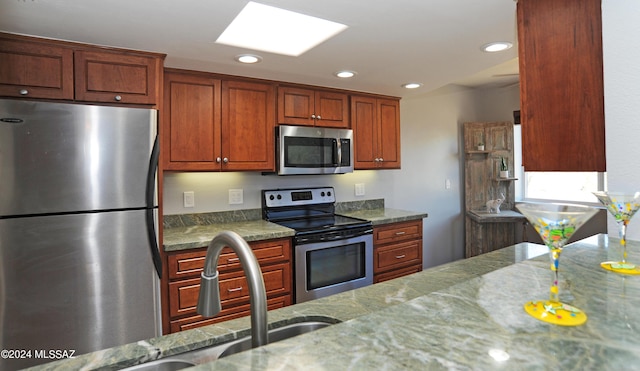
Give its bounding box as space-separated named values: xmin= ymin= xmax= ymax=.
xmin=0 ymin=99 xmax=163 ymax=370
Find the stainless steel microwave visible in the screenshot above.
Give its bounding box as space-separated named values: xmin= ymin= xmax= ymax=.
xmin=277 ymin=125 xmax=354 ymax=175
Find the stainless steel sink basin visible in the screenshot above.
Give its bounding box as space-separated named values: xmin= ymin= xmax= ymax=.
xmin=121 ymin=359 xmax=196 ymax=371
xmin=170 ymin=320 xmax=334 ymax=365
xmin=121 ymin=319 xmax=337 ymax=370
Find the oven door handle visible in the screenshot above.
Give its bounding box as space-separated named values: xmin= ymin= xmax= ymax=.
xmin=296 ymin=228 xmax=373 ymax=244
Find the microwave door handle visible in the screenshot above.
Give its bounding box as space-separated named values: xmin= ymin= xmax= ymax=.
xmin=334 ymin=138 xmax=341 ymax=166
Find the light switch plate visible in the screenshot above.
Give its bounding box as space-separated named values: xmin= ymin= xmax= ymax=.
xmin=355 ymin=183 xmax=365 ymax=196
xmin=183 ymin=191 xmax=195 ymax=208
xmin=229 ymin=189 xmax=244 ymax=204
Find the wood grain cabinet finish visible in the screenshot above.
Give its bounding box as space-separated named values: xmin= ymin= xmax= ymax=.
xmin=351 ymin=95 xmax=401 ymax=169
xmin=373 ymin=220 xmax=423 ymax=283
xmin=517 ymin=0 xmax=605 ymax=171
xmin=163 ymin=70 xmax=222 ymax=170
xmin=0 ymin=32 xmax=164 ymax=104
xmin=165 ymin=238 xmax=293 ymax=333
xmin=0 ymin=36 xmax=74 ymax=100
xmin=277 ymin=86 xmax=349 ymax=128
xmin=163 ymin=69 xmax=276 ymax=172
xmin=74 ymin=50 xmax=162 ymax=104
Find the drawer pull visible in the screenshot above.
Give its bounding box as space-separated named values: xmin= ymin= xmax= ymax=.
xmin=227 ymin=257 xmax=240 ymax=263
xmin=395 ymin=254 xmax=406 ymax=259
xmin=395 ymin=231 xmax=406 ymax=235
xmin=227 ymin=287 xmax=243 ymax=293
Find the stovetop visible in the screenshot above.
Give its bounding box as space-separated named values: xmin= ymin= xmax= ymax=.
xmin=262 ymin=187 xmax=371 ymax=235
xmin=273 ymin=214 xmax=371 ymax=234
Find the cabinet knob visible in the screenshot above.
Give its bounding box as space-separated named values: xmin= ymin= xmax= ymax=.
xmin=19 ymin=89 xmax=29 ymax=95
xmin=317 ymin=115 xmax=321 ymax=120
xmin=114 ymin=95 xmax=122 ymax=101
xmin=216 ymin=157 xmax=222 ymax=163
xmin=223 ymin=157 xmax=229 ymax=163
xmin=379 ymin=158 xmax=384 ymax=162
xmin=311 ymin=114 xmax=316 ymax=119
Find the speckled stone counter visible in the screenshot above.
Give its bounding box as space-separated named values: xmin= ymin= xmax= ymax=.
xmin=467 ymin=209 xmax=526 ymax=223
xmin=31 ymin=235 xmax=640 ymax=370
xmin=162 ymin=200 xmax=428 ymax=252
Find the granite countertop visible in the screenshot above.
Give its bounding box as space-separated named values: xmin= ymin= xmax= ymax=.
xmin=339 ymin=207 xmax=428 ymax=225
xmin=163 ymin=204 xmax=428 ymax=252
xmin=34 ymin=234 xmax=640 ymax=370
xmin=467 ymin=209 xmax=526 ymax=223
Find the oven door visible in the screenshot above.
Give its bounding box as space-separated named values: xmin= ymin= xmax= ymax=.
xmin=294 ymin=230 xmax=373 ymax=303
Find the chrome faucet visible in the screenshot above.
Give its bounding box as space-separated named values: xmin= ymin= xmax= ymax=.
xmin=197 ymin=231 xmax=268 ymax=348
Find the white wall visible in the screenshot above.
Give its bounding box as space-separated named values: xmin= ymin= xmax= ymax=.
xmin=602 ymin=1 xmax=640 ymax=241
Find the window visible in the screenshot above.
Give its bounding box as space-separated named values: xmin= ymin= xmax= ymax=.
xmin=514 ymin=125 xmax=605 ymax=204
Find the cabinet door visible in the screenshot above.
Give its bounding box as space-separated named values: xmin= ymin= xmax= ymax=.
xmin=277 ymin=86 xmax=315 ymax=126
xmin=74 ymin=50 xmax=161 ymax=104
xmin=0 ymin=37 xmax=74 ymax=100
xmin=517 ymin=0 xmax=605 ymax=171
xmin=222 ymin=80 xmax=276 ymax=171
xmin=314 ymin=91 xmax=349 ymax=128
xmin=162 ymin=71 xmax=222 ymax=170
xmin=376 ymin=98 xmax=401 ymax=169
xmin=351 ymin=95 xmax=378 ymax=169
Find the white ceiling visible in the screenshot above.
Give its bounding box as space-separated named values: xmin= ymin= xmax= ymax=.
xmin=0 ymin=0 xmax=520 ymax=98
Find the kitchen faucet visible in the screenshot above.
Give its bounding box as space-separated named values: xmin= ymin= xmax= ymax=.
xmin=197 ymin=231 xmax=268 ymax=348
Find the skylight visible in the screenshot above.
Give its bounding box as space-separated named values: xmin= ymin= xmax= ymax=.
xmin=216 ymin=2 xmax=348 ymax=57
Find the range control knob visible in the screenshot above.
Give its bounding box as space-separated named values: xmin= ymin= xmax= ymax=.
xmin=327 ymin=191 xmax=332 ymax=197
xmin=321 ymin=191 xmax=325 ymax=197
xmin=277 ymin=194 xmax=282 ymax=200
xmin=269 ymin=195 xmax=275 ymax=201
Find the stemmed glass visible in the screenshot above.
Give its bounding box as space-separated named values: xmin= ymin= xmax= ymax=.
xmin=593 ymin=191 xmax=640 ymax=275
xmin=516 ymin=203 xmax=598 ymax=326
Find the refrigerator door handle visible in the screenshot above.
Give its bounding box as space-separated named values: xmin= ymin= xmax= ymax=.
xmin=146 ymin=135 xmax=162 ymax=279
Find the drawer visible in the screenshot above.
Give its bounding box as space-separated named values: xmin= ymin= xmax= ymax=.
xmin=168 ymin=262 xmax=291 ymax=318
xmin=169 ymin=295 xmax=291 ymax=333
xmin=373 ymin=220 xmax=422 ymax=245
xmin=167 ymin=238 xmax=291 ymax=279
xmin=374 ymin=263 xmax=422 ymax=283
xmin=374 ymin=239 xmax=422 ymax=273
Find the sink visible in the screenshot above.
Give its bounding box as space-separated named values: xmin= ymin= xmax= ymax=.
xmin=170 ymin=320 xmax=335 ymax=364
xmin=121 ymin=319 xmax=337 ymax=370
xmin=120 ymin=359 xmax=195 ymax=371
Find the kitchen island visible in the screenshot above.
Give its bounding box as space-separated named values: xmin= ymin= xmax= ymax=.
xmin=31 ymin=235 xmax=640 ymax=370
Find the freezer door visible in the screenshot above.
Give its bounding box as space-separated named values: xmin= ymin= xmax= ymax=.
xmin=0 ymin=99 xmax=157 ymax=216
xmin=0 ymin=210 xmax=161 ymax=370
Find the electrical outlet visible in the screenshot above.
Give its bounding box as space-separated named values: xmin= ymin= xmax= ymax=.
xmin=355 ymin=183 xmax=365 ymax=196
xmin=229 ymin=189 xmax=244 ymax=204
xmin=445 ymin=179 xmax=451 ymax=189
xmin=183 ymin=191 xmax=195 ymax=208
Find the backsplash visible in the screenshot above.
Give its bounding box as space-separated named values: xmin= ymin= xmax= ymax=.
xmin=163 ymin=199 xmax=385 ymax=228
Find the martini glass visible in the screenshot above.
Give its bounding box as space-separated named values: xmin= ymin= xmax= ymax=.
xmin=516 ymin=203 xmax=598 ymax=326
xmin=593 ymin=191 xmax=640 ymax=275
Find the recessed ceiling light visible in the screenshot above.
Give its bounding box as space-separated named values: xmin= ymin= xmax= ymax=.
xmin=216 ymin=2 xmax=348 ymax=57
xmin=402 ymin=83 xmax=423 ymax=89
xmin=235 ymin=54 xmax=262 ymax=64
xmin=482 ymin=42 xmax=513 ymax=53
xmin=335 ymin=71 xmax=356 ymax=78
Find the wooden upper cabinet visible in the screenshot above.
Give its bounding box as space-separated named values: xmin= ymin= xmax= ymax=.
xmin=0 ymin=36 xmax=74 ymax=100
xmin=278 ymin=86 xmax=349 ymax=128
xmin=162 ymin=70 xmax=276 ymax=172
xmin=517 ymin=0 xmax=605 ymax=171
xmin=222 ymin=79 xmax=276 ymax=171
xmin=162 ymin=70 xmax=222 ymax=171
xmin=0 ymin=32 xmax=164 ymax=105
xmin=351 ymin=95 xmax=401 ymax=169
xmin=74 ymin=50 xmax=162 ymax=105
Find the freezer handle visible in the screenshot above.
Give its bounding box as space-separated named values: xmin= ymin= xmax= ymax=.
xmin=146 ymin=135 xmax=162 ymax=278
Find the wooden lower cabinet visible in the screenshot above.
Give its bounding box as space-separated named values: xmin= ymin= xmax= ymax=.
xmin=165 ymin=238 xmax=292 ymax=333
xmin=373 ymin=220 xmax=423 ymax=283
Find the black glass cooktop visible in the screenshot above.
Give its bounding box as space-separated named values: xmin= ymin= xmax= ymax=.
xmin=274 ymin=214 xmax=370 ymax=233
